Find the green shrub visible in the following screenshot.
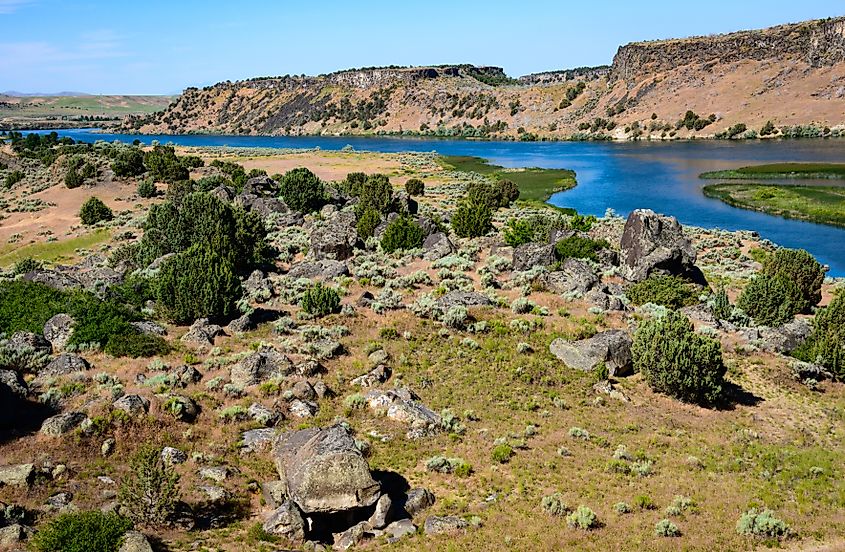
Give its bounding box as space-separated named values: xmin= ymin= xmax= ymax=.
xmin=355 ymin=173 xmax=393 ymax=215
xmin=137 ymin=179 xmax=156 ymax=198
xmin=737 ymin=275 xmax=803 ymax=326
xmin=466 ymin=181 xmax=502 ymax=209
xmin=65 ymin=167 xmax=84 ymax=189
xmin=119 ymin=445 xmax=180 ymax=527
xmin=4 ymin=169 xmax=24 ymax=188
xmin=79 ymin=197 xmax=113 ymax=225
xmin=144 ymin=145 xmax=189 ymax=183
xmin=355 ymin=208 xmax=380 ymax=240
xmin=155 ymin=244 xmax=242 ymax=324
xmin=793 ymin=293 xmax=845 ymax=378
xmin=12 ymin=256 xmax=42 ymax=275
xmin=278 ymin=167 xmax=325 ymax=213
xmin=566 ymin=505 xmax=598 ymax=530
xmin=626 ymin=274 xmax=699 ymax=309
xmin=405 ymin=178 xmax=425 ymax=196
xmin=554 ymin=236 xmax=609 ymax=262
xmin=300 ymin=283 xmax=341 ymax=317
xmin=0 ymin=280 xmax=69 ymax=334
xmin=497 ymin=179 xmax=519 ymax=205
xmin=503 ymin=218 xmax=535 ymax=246
xmin=381 ymin=215 xmax=424 ymax=253
xmin=635 ymin=495 xmax=656 ymax=510
xmin=452 ymin=200 xmax=492 ymax=238
xmin=711 ymin=286 xmax=732 ymax=320
xmin=30 ymin=511 xmax=132 ymax=552
xmin=111 ymin=148 xmax=145 ymax=177
xmin=632 ymin=310 xmax=726 ymax=405
xmin=138 ymin=192 xmax=270 ymax=273
xmin=103 ymin=332 xmax=169 ymax=358
xmin=491 ymin=443 xmax=514 ymax=464
xmin=761 ymin=248 xmax=824 ymax=311
xmin=735 ymin=508 xmax=789 ymax=538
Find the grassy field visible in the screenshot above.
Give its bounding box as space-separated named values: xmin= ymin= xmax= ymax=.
xmin=703 ymin=183 xmax=845 ymax=227
xmin=0 ymin=94 xmax=173 ymax=128
xmin=700 ymin=163 xmax=845 ymax=180
xmin=0 ymin=229 xmax=110 ymax=266
xmin=439 ymin=155 xmax=577 ymax=205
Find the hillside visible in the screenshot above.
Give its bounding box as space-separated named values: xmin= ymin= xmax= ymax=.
xmin=0 ymin=95 xmax=174 ymax=130
xmin=126 ymin=16 xmax=845 ymax=140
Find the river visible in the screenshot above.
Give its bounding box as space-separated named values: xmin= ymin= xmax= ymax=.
xmin=24 ymin=129 xmax=845 ymax=276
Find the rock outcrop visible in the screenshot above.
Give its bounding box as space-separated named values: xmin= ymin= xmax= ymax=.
xmin=620 ymin=209 xmax=704 ymax=283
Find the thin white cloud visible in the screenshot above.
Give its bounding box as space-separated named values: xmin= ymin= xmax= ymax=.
xmin=0 ymin=29 xmax=129 ymax=71
xmin=0 ymin=0 xmax=32 ymax=14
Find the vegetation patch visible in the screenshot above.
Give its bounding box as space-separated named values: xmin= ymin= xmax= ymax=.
xmin=700 ymin=163 xmax=845 ymax=180
xmin=703 ymin=183 xmax=845 ymax=227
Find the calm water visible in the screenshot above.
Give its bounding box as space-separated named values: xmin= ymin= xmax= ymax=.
xmin=27 ymin=129 xmax=845 ymax=276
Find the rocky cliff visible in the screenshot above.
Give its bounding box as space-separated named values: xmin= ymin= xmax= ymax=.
xmin=126 ymin=16 xmax=845 ymax=140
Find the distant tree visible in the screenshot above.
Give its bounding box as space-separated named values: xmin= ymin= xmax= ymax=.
xmin=79 ymin=197 xmax=113 ymax=225
xmin=278 ymin=167 xmax=325 ymax=213
xmin=405 ymin=178 xmax=425 ymax=196
xmin=111 ymin=148 xmax=145 ymax=177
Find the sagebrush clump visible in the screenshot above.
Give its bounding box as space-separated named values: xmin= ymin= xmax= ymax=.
xmin=626 ymin=274 xmax=698 ymax=309
xmin=381 ymin=215 xmax=424 ymax=253
xmin=735 ymin=508 xmax=789 ymax=538
xmin=79 ymin=196 xmax=113 ymax=225
xmin=30 ymin=511 xmax=132 ymax=552
xmin=119 ymin=445 xmax=180 ymax=527
xmin=300 ymin=283 xmax=341 ymax=317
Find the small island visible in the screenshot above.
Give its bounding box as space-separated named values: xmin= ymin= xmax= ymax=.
xmin=703 ymin=182 xmax=845 ymax=227
xmin=700 ymin=163 xmax=845 ymax=180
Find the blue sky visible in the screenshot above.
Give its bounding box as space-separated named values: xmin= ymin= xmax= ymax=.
xmin=1 ymin=0 xmax=843 ymax=94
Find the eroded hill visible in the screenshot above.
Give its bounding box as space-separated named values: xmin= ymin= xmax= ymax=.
xmin=126 ymin=16 xmax=845 ymax=140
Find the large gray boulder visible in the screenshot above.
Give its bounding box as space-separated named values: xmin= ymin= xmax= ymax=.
xmin=364 ymin=388 xmax=441 ymax=438
xmin=117 ymin=531 xmax=154 ymax=552
xmin=41 ymin=353 xmax=89 ymax=377
xmin=542 ymin=259 xmax=600 ymax=295
xmin=436 ymin=291 xmax=492 ymax=310
xmin=262 ymin=499 xmax=305 ymax=541
xmin=758 ymin=318 xmax=812 ymax=354
xmin=422 ymin=232 xmax=454 ymax=261
xmin=40 ymin=411 xmax=86 ymax=436
xmin=310 ymin=211 xmax=359 ymax=261
xmin=230 ymin=345 xmax=293 ymax=387
xmin=512 ymin=243 xmax=555 ymax=272
xmin=9 ymin=332 xmax=51 ymax=356
xmin=22 ymin=269 xmax=81 ymax=291
xmin=287 ymin=259 xmax=349 ymax=279
xmin=0 ymin=463 xmax=35 ymax=487
xmin=550 ymin=329 xmax=633 ymax=376
xmin=43 ymin=314 xmax=75 ymax=351
xmin=620 ymin=209 xmax=703 ymax=283
xmin=113 ymin=394 xmax=150 ymax=416
xmin=272 ymin=424 xmax=381 ymax=514
xmin=0 ymin=370 xmax=27 ymax=397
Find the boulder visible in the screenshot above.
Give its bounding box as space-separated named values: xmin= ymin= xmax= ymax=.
xmin=118 ymin=530 xmax=154 ymax=552
xmin=199 ymin=466 xmax=229 ymax=483
xmin=424 ymin=515 xmax=468 ymax=536
xmin=43 ymin=314 xmax=75 ymax=351
xmin=364 ymin=388 xmax=442 ymax=438
xmin=263 ymin=500 xmax=305 ymax=541
xmin=260 ymin=480 xmax=287 ymax=508
xmin=209 ymin=184 xmax=235 ymax=202
xmin=0 ymin=370 xmax=27 ymax=397
xmin=368 ymin=493 xmax=393 ymax=529
xmin=271 ymin=424 xmax=381 ymax=514
xmin=287 ymin=259 xmax=349 ymax=280
xmin=550 ymin=330 xmax=633 ymax=376
xmin=113 ymin=394 xmax=150 ymax=416
xmin=333 ymin=520 xmax=370 ymax=550
xmin=351 ymin=365 xmax=391 ymax=388
xmin=169 ymin=365 xmax=202 ymax=387
xmin=422 ymin=232 xmax=454 ymax=261
xmin=248 ymin=402 xmax=280 ymax=427
xmin=620 ymin=209 xmax=704 ymax=283
xmin=164 ymin=395 xmax=199 ymax=422
xmin=310 ymin=211 xmax=359 ymax=261
xmin=512 ymin=243 xmax=555 ymax=272
xmin=243 ymin=269 xmax=274 ymax=299
xmin=436 ymin=291 xmax=492 ymax=310
xmin=401 ymin=487 xmax=435 ymax=518
xmin=237 ymin=194 xmax=291 ymax=218
xmin=0 ymin=524 xmax=31 ymax=547
xmin=230 ymin=345 xmax=293 ymax=387
xmin=0 ymin=464 xmax=34 ymax=487
xmin=9 ymin=331 xmax=51 ymax=356
xmin=392 ymin=191 xmax=418 ymax=215
xmin=385 ymin=519 xmax=417 ymax=542
xmin=41 ymin=353 xmax=89 ymax=376
xmin=161 ymin=447 xmax=187 ymax=465
xmin=758 ymin=318 xmax=812 ymax=354
xmin=131 ymin=321 xmax=167 ymax=336
xmin=243 ymin=175 xmax=279 ymax=196
xmin=542 ymin=259 xmax=600 ymax=295
xmin=181 ymin=318 xmax=223 ymax=346
xmin=22 ymin=269 xmax=81 ymax=291
xmin=288 ymin=399 xmax=318 ymax=418
xmin=242 ymin=428 xmax=277 ymax=453
xmin=40 ymin=411 xmax=86 ymax=436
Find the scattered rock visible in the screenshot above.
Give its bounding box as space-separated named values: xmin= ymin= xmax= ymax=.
xmin=422 ymin=232 xmax=454 ymax=261
xmin=41 ymin=353 xmax=89 ymax=376
xmin=593 ymin=380 xmax=631 ymax=402
xmin=22 ymin=269 xmax=80 ymax=291
xmin=291 ymin=380 xmax=317 ymax=401
xmin=9 ymin=331 xmax=51 ymax=356
xmin=310 ymin=211 xmax=358 ymax=261
xmin=169 ymin=365 xmax=202 ymax=387
xmin=118 ymin=530 xmax=154 ymax=552
xmin=368 ymin=493 xmax=393 ymax=529
xmin=230 ymin=345 xmax=293 ymax=387
xmin=113 ymin=394 xmax=150 ymax=416
xmin=181 ymin=318 xmax=223 ymax=346
xmin=131 ymin=320 xmax=167 ymax=336
xmin=424 ymin=515 xmax=467 ymax=536
xmin=512 ymin=243 xmax=555 ymax=271
xmin=385 ymin=519 xmax=417 ymax=542
xmin=758 ymin=318 xmax=812 ymax=354
xmin=199 ymin=466 xmax=230 ymax=483
xmin=161 ymin=447 xmax=187 ymax=465
xmin=263 ymin=500 xmax=306 ymax=541
xmin=199 ymin=485 xmax=229 ymax=503
xmin=42 ymin=314 xmax=75 ymax=351
xmin=248 ymin=403 xmax=280 ymax=427
xmin=333 ymin=521 xmax=370 ymax=550
xmin=401 ymin=487 xmax=435 ymax=518
xmin=550 ymin=330 xmax=633 ymax=376
xmin=242 ymin=428 xmax=277 ymax=453
xmin=364 ymin=388 xmax=441 ymax=438
xmin=40 ymin=411 xmax=86 ymax=436
xmin=0 ymin=523 xmax=31 ymax=547
xmin=288 ymin=399 xmax=318 ymax=418
xmin=101 ymin=438 xmax=116 ymax=457
xmin=542 ymin=259 xmax=600 ymax=294
xmin=351 ymin=364 xmax=391 ymax=387
xmin=620 ymin=209 xmax=704 ymax=283
xmin=0 ymin=370 xmax=27 ymax=397
xmin=260 ymin=480 xmax=287 ymax=508
xmin=0 ymin=464 xmax=34 ymax=487
xmin=436 ymin=290 xmax=492 ymax=310
xmin=271 ymin=424 xmax=381 ymax=513
xmin=287 ymin=259 xmax=350 ymax=279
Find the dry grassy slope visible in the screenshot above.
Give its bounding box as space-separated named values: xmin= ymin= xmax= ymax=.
xmin=132 ymin=17 xmax=845 ymax=140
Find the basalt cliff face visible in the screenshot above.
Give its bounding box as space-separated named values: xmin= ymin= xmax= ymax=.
xmin=128 ymin=16 xmax=845 ymax=140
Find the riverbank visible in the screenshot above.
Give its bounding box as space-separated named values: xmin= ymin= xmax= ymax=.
xmin=700 ymin=163 xmax=845 ymax=180
xmin=703 ymin=183 xmax=845 ymax=228
xmin=439 ymin=155 xmax=576 ymax=206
